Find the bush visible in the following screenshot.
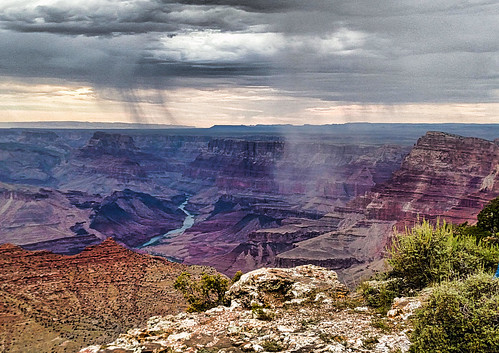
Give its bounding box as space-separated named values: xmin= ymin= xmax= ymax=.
xmin=388 ymin=220 xmax=453 ymax=290
xmin=454 ymin=223 xmax=490 ymax=243
xmin=231 ymin=270 xmax=243 ymax=284
xmin=261 ymin=339 xmax=284 ymax=352
xmin=360 ymin=278 xmax=403 ymax=314
xmin=174 ymin=272 xmax=229 ymax=312
xmin=251 ymin=303 xmax=274 ymax=321
xmin=410 ymin=272 xmax=499 ymax=353
xmin=454 ymin=197 xmax=499 ymax=244
xmin=447 ymin=234 xmax=499 ymax=277
xmin=387 ymin=219 xmax=499 ymax=291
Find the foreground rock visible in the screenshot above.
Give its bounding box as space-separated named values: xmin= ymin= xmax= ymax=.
xmin=81 ymin=266 xmax=412 ymax=353
xmin=227 ymin=265 xmax=349 ymax=308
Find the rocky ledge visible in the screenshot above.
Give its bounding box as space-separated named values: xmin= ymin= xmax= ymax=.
xmin=81 ymin=266 xmax=414 ymax=353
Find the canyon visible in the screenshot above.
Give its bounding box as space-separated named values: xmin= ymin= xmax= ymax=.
xmin=0 ymin=123 xmax=498 ymax=352
xmin=0 ymin=125 xmax=498 ymax=281
xmin=276 ymin=131 xmax=499 ymax=284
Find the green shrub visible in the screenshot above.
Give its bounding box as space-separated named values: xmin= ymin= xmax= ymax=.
xmin=454 ymin=223 xmax=490 ymax=243
xmin=410 ymin=272 xmax=499 ymax=353
xmin=388 ymin=219 xmax=453 ymax=290
xmin=387 ymin=219 xmax=499 ymax=291
xmin=251 ymin=303 xmax=274 ymax=321
xmin=174 ymin=272 xmax=229 ymax=312
xmin=360 ymin=278 xmax=403 ymax=314
xmin=370 ymin=317 xmax=393 ymax=333
xmin=231 ymin=270 xmax=243 ymax=284
xmin=447 ymin=234 xmax=499 ymax=277
xmin=362 ymin=335 xmax=379 ymax=350
xmin=477 ymin=196 xmax=499 ymax=236
xmin=455 ymin=197 xmax=499 ymax=244
xmin=261 ymin=339 xmax=284 ymax=352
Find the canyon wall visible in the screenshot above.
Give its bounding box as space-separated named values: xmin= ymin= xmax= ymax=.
xmin=359 ymin=131 xmax=499 ymax=226
xmin=276 ymin=132 xmax=499 ymax=283
xmin=145 ymin=139 xmax=410 ymax=275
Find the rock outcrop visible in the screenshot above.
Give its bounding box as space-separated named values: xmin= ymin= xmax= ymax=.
xmin=79 ymin=131 xmax=138 ymax=156
xmin=81 ymin=266 xmax=412 ymax=353
xmin=227 ymin=265 xmax=348 ymax=308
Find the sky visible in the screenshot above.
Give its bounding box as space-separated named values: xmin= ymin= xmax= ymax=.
xmin=0 ymin=0 xmax=497 ymax=127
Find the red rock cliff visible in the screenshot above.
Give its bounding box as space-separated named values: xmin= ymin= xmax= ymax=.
xmin=357 ymin=131 xmax=499 ymax=227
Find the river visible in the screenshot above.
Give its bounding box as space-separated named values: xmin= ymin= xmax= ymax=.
xmin=139 ymin=198 xmax=195 ymax=248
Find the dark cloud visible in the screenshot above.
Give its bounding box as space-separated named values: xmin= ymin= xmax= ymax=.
xmin=171 ymin=0 xmax=307 ymax=13
xmin=0 ymin=0 xmax=496 ymax=108
xmin=0 ymin=1 xmax=254 ymax=36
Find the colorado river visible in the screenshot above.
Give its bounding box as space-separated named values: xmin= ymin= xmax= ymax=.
xmin=139 ymin=198 xmax=195 ymax=248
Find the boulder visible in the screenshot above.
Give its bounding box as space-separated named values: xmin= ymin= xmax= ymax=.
xmin=227 ymin=264 xmax=348 ymax=308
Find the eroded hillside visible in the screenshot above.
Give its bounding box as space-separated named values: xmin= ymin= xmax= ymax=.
xmin=0 ymin=239 xmax=215 ymax=352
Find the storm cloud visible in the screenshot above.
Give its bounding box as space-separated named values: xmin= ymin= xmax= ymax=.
xmin=0 ymin=0 xmax=497 ymax=116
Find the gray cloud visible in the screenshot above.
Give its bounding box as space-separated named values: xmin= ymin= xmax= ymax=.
xmin=0 ymin=1 xmax=255 ymax=36
xmin=0 ymin=0 xmax=497 ymax=109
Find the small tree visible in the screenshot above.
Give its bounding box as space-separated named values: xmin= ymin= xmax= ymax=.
xmin=231 ymin=270 xmax=243 ymax=284
xmin=174 ymin=272 xmax=229 ymax=312
xmin=477 ymin=196 xmax=499 ymax=236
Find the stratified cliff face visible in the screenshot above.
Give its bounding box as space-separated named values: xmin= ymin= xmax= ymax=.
xmin=276 ymin=132 xmax=499 ymax=283
xmin=185 ymin=138 xmax=409 ymax=203
xmin=355 ymin=131 xmax=499 ymax=226
xmin=80 ymin=131 xmax=137 ymax=155
xmin=0 ymin=238 xmax=215 ymax=353
xmin=58 ymin=132 xmax=150 ymax=192
xmin=185 ymin=139 xmax=284 ymax=192
xmin=55 ymin=131 xmax=182 ymax=196
xmin=275 ymin=142 xmax=407 ymax=203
